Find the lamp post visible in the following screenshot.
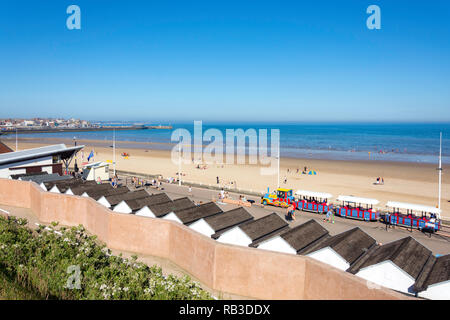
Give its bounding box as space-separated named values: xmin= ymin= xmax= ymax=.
xmin=438 ymin=132 xmax=442 ymax=217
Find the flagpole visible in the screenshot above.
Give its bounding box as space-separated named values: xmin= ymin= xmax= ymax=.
xmin=438 ymin=132 xmax=442 ymax=217
xmin=113 ymin=128 xmax=116 ymax=177
xmin=15 ymin=128 xmax=18 ymax=151
xmin=277 ymin=145 xmax=280 ymax=188
xmin=178 ymin=142 xmax=181 ymax=186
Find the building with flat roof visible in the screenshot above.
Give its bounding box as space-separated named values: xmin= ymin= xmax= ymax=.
xmin=0 ymin=144 xmax=84 ymax=178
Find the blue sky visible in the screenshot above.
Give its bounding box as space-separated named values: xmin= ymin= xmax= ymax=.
xmin=0 ymin=0 xmax=449 ymax=123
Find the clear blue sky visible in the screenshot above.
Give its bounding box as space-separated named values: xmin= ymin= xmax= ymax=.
xmin=0 ymin=0 xmax=449 ymax=123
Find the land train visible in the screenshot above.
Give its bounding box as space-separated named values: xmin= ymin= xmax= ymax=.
xmin=261 ymin=188 xmax=441 ymax=232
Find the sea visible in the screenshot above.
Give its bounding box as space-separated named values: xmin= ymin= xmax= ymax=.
xmin=5 ymin=122 xmax=450 ymax=164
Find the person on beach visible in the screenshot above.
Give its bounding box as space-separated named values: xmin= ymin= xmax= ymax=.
xmin=216 ymin=176 xmax=220 ymax=184
xmin=188 ymin=186 xmax=192 ymax=194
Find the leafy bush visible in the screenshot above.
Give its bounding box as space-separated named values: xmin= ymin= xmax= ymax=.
xmin=0 ymin=216 xmax=212 ymax=300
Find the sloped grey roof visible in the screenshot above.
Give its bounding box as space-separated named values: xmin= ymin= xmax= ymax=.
xmin=0 ymin=144 xmax=84 ymax=166
xmin=414 ymin=254 xmax=450 ymax=292
xmin=122 ymin=193 xmax=172 ymax=212
xmin=70 ymin=183 xmax=113 ymax=196
xmin=86 ymin=186 xmax=130 ymax=200
xmin=106 ymin=189 xmax=151 ymax=207
xmin=280 ymin=219 xmax=329 ymax=253
xmin=175 ymin=202 xmax=223 ymax=225
xmin=21 ymin=173 xmax=73 ymax=184
xmin=10 ymin=172 xmax=48 ymax=180
xmin=300 ymin=227 xmax=376 ymax=265
xmin=44 ymin=179 xmax=96 ymax=192
xmin=147 ymin=197 xmax=196 ymax=218
xmin=239 ymin=213 xmax=289 ymax=245
xmin=348 ymin=236 xmax=433 ymax=280
xmin=206 ymin=207 xmax=254 ymax=238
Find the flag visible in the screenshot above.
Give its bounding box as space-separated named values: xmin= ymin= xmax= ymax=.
xmin=87 ymin=150 xmax=94 ymax=161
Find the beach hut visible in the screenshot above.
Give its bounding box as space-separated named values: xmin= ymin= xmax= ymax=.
xmin=113 ymin=192 xmax=172 ymax=214
xmin=414 ymin=254 xmax=450 ymax=300
xmin=348 ymin=236 xmax=433 ymax=295
xmin=162 ymin=202 xmax=223 ymax=225
xmin=20 ymin=173 xmax=73 ymax=192
xmin=216 ymin=213 xmax=289 ymax=248
xmin=69 ymin=183 xmax=113 ymax=197
xmin=189 ymin=207 xmax=254 ymax=238
xmin=257 ymin=219 xmax=329 ymax=255
xmin=84 ymin=186 xmax=129 ymax=201
xmin=135 ymin=197 xmax=196 ymax=218
xmin=299 ymin=227 xmax=376 ymax=271
xmin=82 ymin=161 xmax=110 ymax=181
xmin=102 ymin=189 xmax=153 ymax=208
xmin=48 ymin=179 xmax=96 ymax=194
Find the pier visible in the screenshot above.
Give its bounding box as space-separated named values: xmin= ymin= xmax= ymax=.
xmin=0 ymin=125 xmax=173 ymax=135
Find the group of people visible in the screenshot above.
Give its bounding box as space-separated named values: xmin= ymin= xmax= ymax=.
xmin=374 ymin=177 xmax=385 ymax=185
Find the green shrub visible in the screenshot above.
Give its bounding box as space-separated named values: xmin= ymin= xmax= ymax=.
xmin=0 ymin=216 xmax=212 ymax=300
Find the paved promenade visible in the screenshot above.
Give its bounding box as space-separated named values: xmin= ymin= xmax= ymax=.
xmin=147 ymin=179 xmax=450 ymax=255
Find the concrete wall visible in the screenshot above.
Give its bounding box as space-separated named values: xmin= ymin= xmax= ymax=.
xmin=0 ymin=178 xmax=413 ymax=300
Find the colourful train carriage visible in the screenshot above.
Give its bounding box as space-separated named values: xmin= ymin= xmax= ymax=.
xmin=295 ymin=190 xmax=333 ymax=214
xmin=261 ymin=188 xmax=297 ymax=209
xmin=384 ymin=201 xmax=441 ymax=232
xmin=336 ymin=195 xmax=380 ymax=221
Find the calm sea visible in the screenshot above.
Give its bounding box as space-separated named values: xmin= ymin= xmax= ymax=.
xmin=6 ymin=122 xmax=450 ymax=164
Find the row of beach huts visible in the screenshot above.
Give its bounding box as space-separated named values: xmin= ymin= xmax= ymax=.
xmin=9 ymin=172 xmax=450 ymax=300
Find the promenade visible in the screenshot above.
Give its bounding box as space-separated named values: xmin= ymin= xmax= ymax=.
xmin=138 ymin=177 xmax=450 ymax=255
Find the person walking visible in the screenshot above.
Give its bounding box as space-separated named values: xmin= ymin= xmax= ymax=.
xmin=188 ymin=186 xmax=192 ymax=194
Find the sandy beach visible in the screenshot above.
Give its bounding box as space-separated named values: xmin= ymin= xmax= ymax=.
xmin=4 ymin=137 xmax=450 ymax=219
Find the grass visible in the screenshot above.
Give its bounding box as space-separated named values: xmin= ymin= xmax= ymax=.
xmin=0 ymin=267 xmax=42 ymax=300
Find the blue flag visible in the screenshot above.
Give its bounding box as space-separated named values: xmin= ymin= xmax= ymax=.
xmin=87 ymin=150 xmax=94 ymax=161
